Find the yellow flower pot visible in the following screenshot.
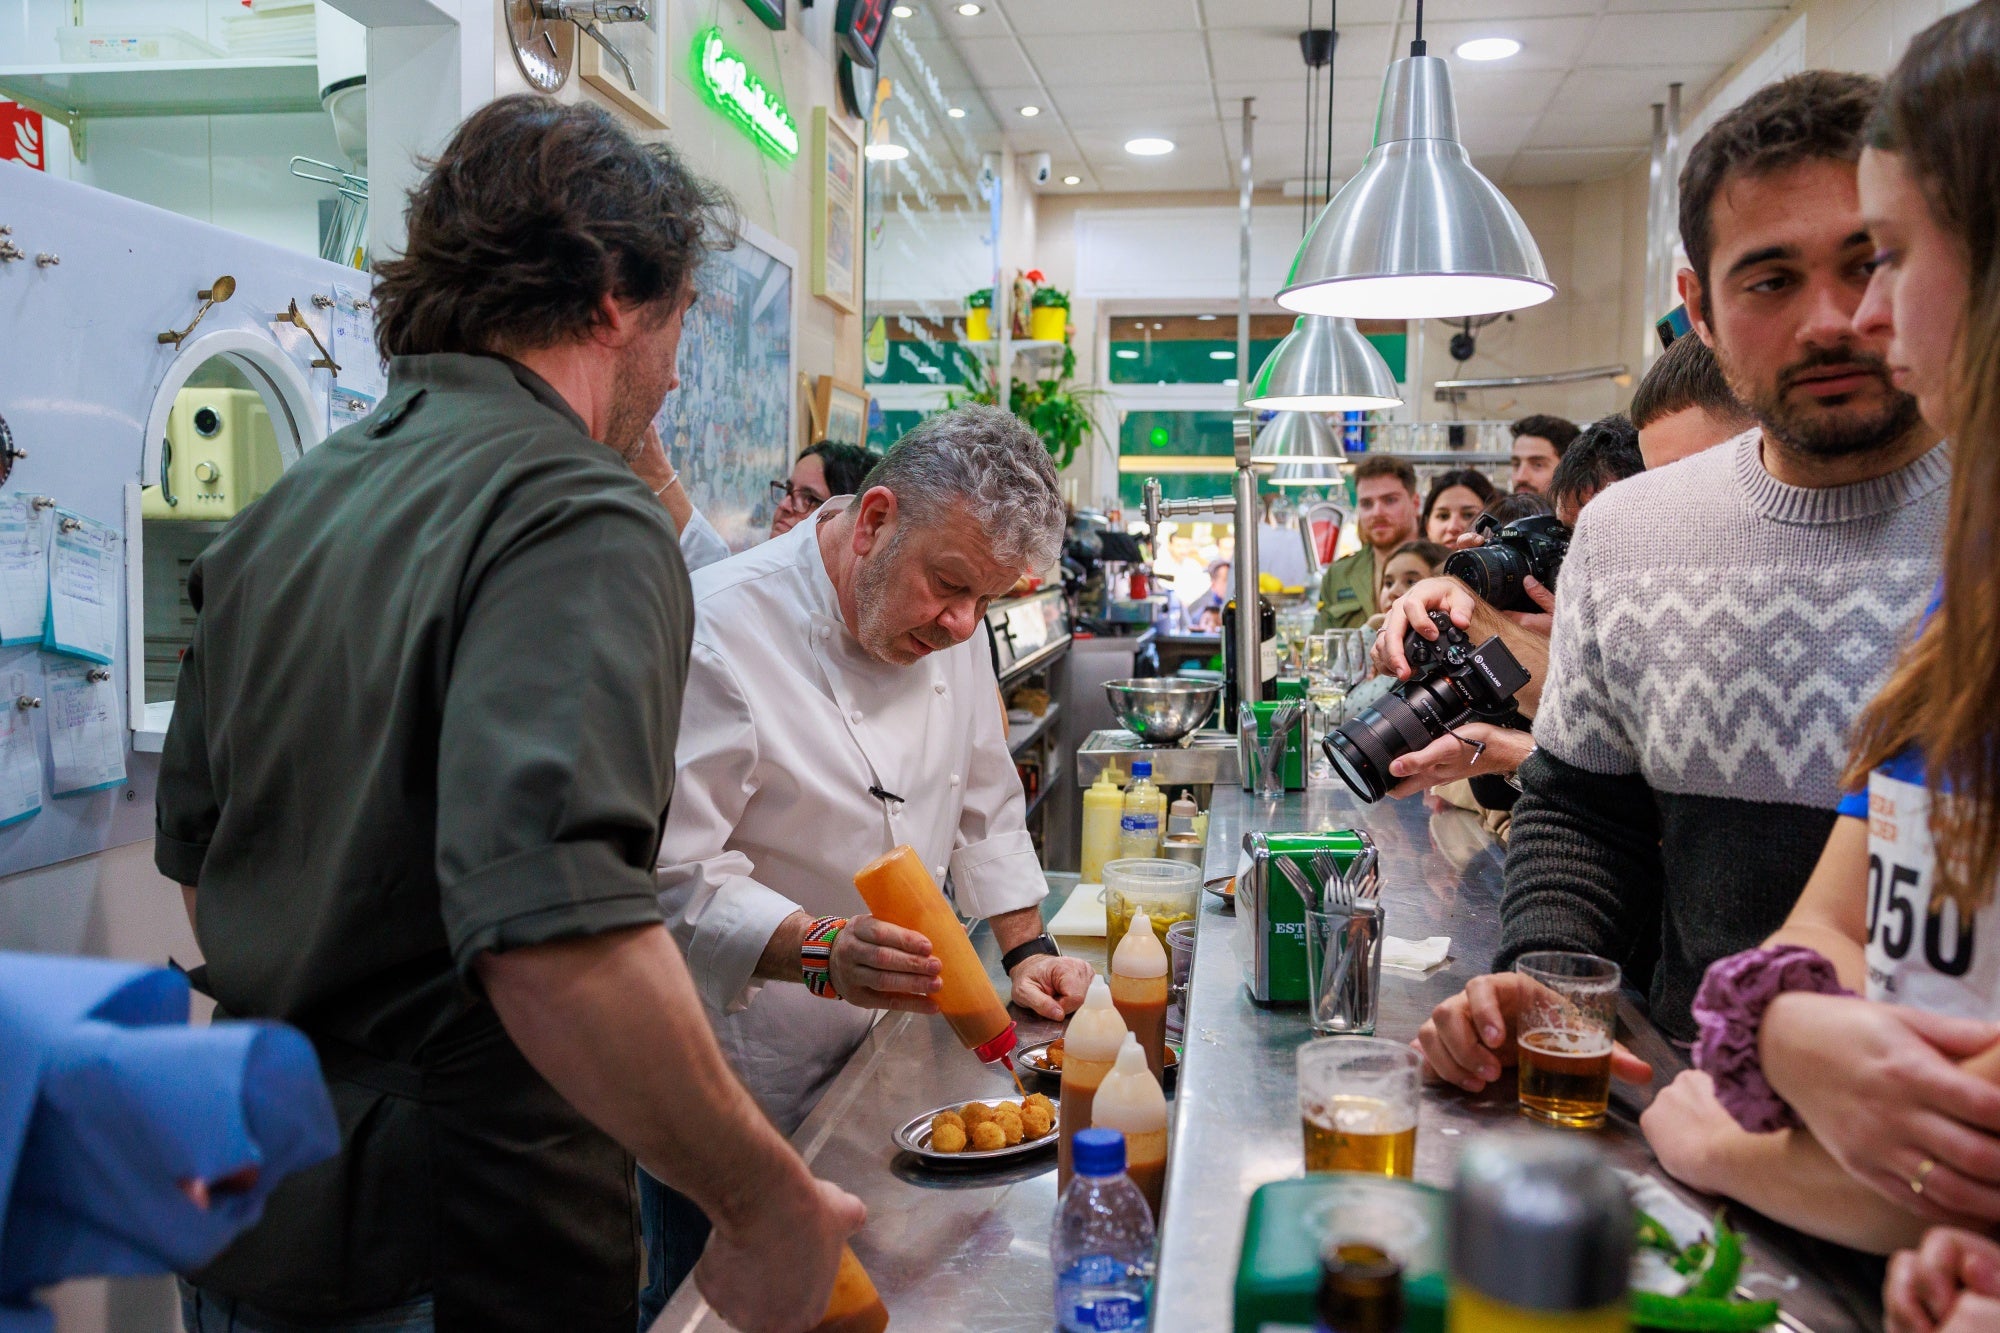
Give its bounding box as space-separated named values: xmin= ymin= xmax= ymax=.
xmin=1029 ymin=306 xmax=1068 ymax=343
xmin=966 ymin=306 xmax=992 ymax=342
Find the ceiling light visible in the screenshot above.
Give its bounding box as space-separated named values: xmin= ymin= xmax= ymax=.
xmin=955 ymin=3 xmax=982 ymax=14
xmin=1245 ymin=316 xmax=1403 ymax=412
xmin=947 ymin=106 xmax=966 ymax=118
xmin=891 ymin=4 xmax=914 ymax=15
xmin=865 ymin=143 xmax=910 ymax=161
xmin=1197 ymin=314 xmax=1217 ymax=321
xmin=1124 ymin=137 xmax=1175 ymax=156
xmin=1277 ymin=53 xmax=1553 ymax=319
xmin=1019 ymin=104 xmax=1040 ymax=117
xmin=1455 ymin=37 xmax=1520 ymax=62
xmin=1062 ymin=174 xmax=1080 ymax=185
xmin=1208 ymin=350 xmax=1235 ymax=361
xmin=1223 ymin=378 xmax=1238 ymax=387
xmin=1252 ymin=412 xmax=1347 ymax=482
xmin=1115 ymin=349 xmax=1140 ymax=359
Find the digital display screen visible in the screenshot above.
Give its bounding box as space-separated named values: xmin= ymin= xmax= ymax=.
xmin=836 ymin=0 xmax=891 ymax=67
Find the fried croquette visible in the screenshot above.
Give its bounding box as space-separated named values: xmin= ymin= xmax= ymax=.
xmin=930 ymin=1121 xmax=968 ymax=1153
xmin=1020 ymin=1104 xmax=1053 ymax=1139
xmin=969 ymin=1121 xmax=1006 ymax=1152
xmin=960 ymin=1102 xmax=995 ymax=1128
xmin=994 ymin=1108 xmax=1024 ymax=1146
xmin=1022 ymin=1092 xmax=1054 ymax=1118
xmin=931 ymin=1110 xmax=965 ymax=1138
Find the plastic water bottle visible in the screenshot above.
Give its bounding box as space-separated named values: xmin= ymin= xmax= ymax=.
xmin=1053 ymin=1128 xmax=1156 ymax=1332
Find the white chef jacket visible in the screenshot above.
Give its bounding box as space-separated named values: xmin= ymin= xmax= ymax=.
xmin=676 ymin=503 xmax=733 ymax=573
xmin=656 ymin=501 xmax=1049 ymax=1131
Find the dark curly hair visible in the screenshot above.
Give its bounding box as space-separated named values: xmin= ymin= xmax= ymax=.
xmin=373 ymin=95 xmax=734 ymax=358
xmin=1677 ymin=71 xmax=1879 ymax=322
xmin=1548 ymin=413 xmax=1643 ymax=517
xmin=805 ymin=441 xmax=883 ymax=497
xmin=1508 ymin=414 xmax=1580 ymax=456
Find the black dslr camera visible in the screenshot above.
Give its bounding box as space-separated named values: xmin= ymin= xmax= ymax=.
xmin=1321 ymin=611 xmax=1531 ymax=803
xmin=1443 ymin=513 xmax=1571 ymax=613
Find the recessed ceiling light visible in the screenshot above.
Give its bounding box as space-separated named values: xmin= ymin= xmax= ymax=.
xmin=865 ymin=143 xmax=910 ymax=161
xmin=1019 ymin=105 xmax=1040 ymax=117
xmin=1197 ymin=314 xmax=1217 ymax=320
xmin=955 ymin=3 xmax=981 ymax=15
xmin=1152 ymin=323 xmax=1164 ymax=330
xmin=1208 ymin=350 xmax=1235 ymax=360
xmin=1115 ymin=349 xmax=1140 ymax=359
xmin=1062 ymin=174 xmax=1080 ymax=185
xmin=1455 ymin=37 xmax=1521 ymax=61
xmin=891 ymin=4 xmax=913 ymax=15
xmin=1124 ymin=137 xmax=1175 ymax=156
xmin=947 ymin=106 xmax=966 ymax=118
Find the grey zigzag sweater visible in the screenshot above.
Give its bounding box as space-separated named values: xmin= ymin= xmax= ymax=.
xmin=1498 ymin=429 xmax=1951 ymax=1040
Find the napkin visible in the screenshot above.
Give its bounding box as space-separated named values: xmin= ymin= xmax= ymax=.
xmin=1382 ymin=935 xmax=1450 ymax=976
xmin=1047 ymin=884 xmax=1107 ymax=938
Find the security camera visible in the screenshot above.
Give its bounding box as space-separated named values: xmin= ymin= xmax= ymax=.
xmin=978 ymin=153 xmax=1001 ymax=195
xmin=1028 ymin=152 xmax=1053 ymax=186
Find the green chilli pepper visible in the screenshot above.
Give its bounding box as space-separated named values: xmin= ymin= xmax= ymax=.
xmin=1689 ymin=1220 xmax=1745 ymax=1299
xmin=1635 ymin=1210 xmax=1682 ymax=1255
xmin=1630 ymin=1290 xmax=1780 ymax=1331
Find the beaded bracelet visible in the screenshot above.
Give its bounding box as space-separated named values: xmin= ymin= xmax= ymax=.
xmin=801 ymin=915 xmax=849 ymax=1000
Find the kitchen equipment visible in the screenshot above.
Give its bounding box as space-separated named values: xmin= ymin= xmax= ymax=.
xmin=1076 ymin=729 xmax=1240 ymax=803
xmin=893 ymin=1097 xmax=1060 ymax=1167
xmin=1103 ymin=678 xmax=1221 ymax=746
xmin=1241 ymin=830 xmax=1375 ymax=1004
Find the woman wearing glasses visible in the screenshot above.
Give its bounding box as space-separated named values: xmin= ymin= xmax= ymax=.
xmin=769 ymin=441 xmax=881 ymax=539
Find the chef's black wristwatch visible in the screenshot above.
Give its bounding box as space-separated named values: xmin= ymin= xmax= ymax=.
xmin=1001 ymin=934 xmax=1061 ymax=973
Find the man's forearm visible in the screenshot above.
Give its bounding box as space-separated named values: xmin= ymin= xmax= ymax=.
xmin=988 ymin=905 xmax=1047 ymax=955
xmin=477 ymin=924 xmax=811 ymax=1237
xmin=1497 ymin=751 xmax=1663 ymax=971
xmin=753 ymin=910 xmax=812 ymax=983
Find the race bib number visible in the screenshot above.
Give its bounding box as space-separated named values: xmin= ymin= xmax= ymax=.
xmin=1863 ymin=771 xmax=1999 ymax=1018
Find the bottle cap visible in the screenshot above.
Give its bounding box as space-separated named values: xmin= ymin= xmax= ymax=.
xmin=973 ymin=1023 xmax=1018 ymax=1066
xmin=1072 ymin=1127 xmax=1126 ymax=1177
xmin=1111 ymin=1033 xmax=1147 ymax=1076
xmin=1132 ymin=761 xmax=1152 ymax=779
xmin=1111 ymin=913 xmax=1169 ymax=978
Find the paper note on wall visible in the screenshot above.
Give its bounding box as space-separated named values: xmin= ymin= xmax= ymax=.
xmin=0 ymin=495 xmax=49 ymax=645
xmin=43 ymin=510 xmax=119 ymax=665
xmin=329 ymin=286 xmax=388 ymax=430
xmin=46 ymin=658 xmax=123 ymax=796
xmin=0 ymin=655 xmax=43 ymax=826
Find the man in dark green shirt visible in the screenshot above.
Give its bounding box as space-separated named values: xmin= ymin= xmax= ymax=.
xmin=158 ymin=96 xmax=861 ymax=1333
xmin=1314 ymin=454 xmax=1421 ymax=630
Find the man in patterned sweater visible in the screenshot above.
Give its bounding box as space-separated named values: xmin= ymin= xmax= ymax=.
xmin=1416 ymin=72 xmax=1950 ymax=1086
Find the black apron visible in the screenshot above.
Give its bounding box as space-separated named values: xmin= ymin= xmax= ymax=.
xmin=192 ymin=1003 xmax=639 ymax=1333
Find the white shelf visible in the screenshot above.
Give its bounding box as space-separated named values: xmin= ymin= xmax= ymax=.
xmin=0 ymin=59 xmax=323 ymax=120
xmin=965 ymin=339 xmax=1067 ymax=360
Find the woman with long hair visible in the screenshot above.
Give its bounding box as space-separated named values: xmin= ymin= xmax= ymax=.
xmin=1418 ymin=468 xmax=1498 ymax=545
xmin=1638 ymin=1 xmax=2000 ymax=1276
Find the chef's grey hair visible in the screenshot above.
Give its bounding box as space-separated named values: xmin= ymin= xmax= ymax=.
xmin=863 ymin=405 xmax=1065 ymax=571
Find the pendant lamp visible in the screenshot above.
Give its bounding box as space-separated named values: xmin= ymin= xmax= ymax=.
xmin=1250 ymin=411 xmax=1346 ymax=484
xmin=1246 ymin=315 xmax=1401 ymax=412
xmin=1277 ymin=36 xmax=1553 ymax=320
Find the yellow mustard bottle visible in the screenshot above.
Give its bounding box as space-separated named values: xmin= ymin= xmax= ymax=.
xmin=1080 ymin=770 xmax=1125 ymax=885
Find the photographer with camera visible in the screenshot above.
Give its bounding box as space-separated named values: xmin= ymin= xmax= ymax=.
xmin=1412 ymin=72 xmax=1949 ymax=1094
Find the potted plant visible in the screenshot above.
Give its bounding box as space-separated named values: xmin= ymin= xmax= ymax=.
xmin=965 ymin=287 xmax=993 ymax=343
xmin=948 ymin=345 xmax=1105 ymax=470
xmin=1028 ymin=280 xmax=1070 ymax=344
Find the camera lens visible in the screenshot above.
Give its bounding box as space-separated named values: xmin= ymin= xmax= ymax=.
xmin=192 ymin=406 xmax=223 ymax=438
xmin=1321 ymin=675 xmax=1472 ymax=803
xmin=1443 ymin=542 xmax=1531 ymax=610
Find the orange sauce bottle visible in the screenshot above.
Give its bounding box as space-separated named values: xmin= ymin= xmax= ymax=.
xmin=853 ymin=846 xmax=1017 ymax=1067
xmin=1059 ymin=975 xmax=1128 ymax=1189
xmin=1093 ymin=1032 xmax=1169 ymax=1221
xmin=808 ymin=1245 xmax=889 ymax=1333
xmin=1110 ymin=910 xmax=1170 ymax=1082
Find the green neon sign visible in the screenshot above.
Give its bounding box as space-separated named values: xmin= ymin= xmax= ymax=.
xmin=693 ymin=27 xmax=799 ymax=163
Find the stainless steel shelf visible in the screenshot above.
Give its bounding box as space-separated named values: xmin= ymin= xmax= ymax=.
xmin=0 ymin=58 xmax=322 ymax=120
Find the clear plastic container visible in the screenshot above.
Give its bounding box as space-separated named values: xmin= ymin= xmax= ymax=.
xmin=1053 ymin=1128 xmax=1156 ymax=1333
xmin=1103 ymin=858 xmax=1201 ymax=961
xmin=56 ymin=27 xmax=225 ymax=62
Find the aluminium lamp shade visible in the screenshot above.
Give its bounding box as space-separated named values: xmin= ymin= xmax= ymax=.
xmin=1250 ymin=411 xmax=1346 ymax=488
xmin=1277 ymin=54 xmax=1554 ymax=321
xmin=1245 ymin=315 xmax=1402 ymax=412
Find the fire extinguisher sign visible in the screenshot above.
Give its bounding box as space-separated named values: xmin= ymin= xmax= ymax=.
xmin=0 ymin=102 xmax=46 ymax=171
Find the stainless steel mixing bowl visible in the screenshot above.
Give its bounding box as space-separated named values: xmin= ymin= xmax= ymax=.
xmin=1103 ymin=678 xmax=1222 ymax=745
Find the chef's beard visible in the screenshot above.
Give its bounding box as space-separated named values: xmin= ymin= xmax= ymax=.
xmin=851 ymin=536 xmax=957 ymax=665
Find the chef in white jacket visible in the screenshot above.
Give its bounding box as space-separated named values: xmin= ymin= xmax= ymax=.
xmin=641 ymin=406 xmax=1094 ymax=1319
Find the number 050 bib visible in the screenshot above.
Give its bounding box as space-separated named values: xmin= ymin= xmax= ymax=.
xmin=1864 ymin=770 xmax=1999 ymax=1018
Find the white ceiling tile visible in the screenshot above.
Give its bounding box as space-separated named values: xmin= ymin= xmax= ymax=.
xmin=1061 ymin=99 xmax=1223 ymax=131
xmin=1603 ymin=0 xmax=1787 ymax=11
xmin=1458 ymin=113 xmax=1540 ymax=159
xmin=1525 ymin=102 xmax=1653 ymax=149
xmin=1418 ymin=0 xmax=1600 ymax=15
xmin=1200 ymin=0 xmax=1404 ymax=25
xmin=1503 ymin=147 xmax=1646 ymax=186
xmin=1020 ymin=30 xmax=1211 ymax=85
xmin=948 ymin=36 xmax=1043 ymax=88
xmin=1001 ymin=124 xmax=1080 ymax=152
xmin=1206 ymin=26 xmax=1309 ymax=81
xmin=1579 ymin=10 xmax=1789 ymax=67
xmin=1390 ymin=15 xmax=1594 ymax=70
xmin=994 ymin=0 xmax=1204 ymax=34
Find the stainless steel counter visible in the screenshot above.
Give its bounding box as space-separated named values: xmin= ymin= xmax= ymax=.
xmin=655 ymin=783 xmax=1885 ymax=1332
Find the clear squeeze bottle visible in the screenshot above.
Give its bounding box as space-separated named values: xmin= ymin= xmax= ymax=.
xmin=853 ymin=845 xmax=1017 ymax=1069
xmin=1059 ymin=976 xmax=1129 ymax=1188
xmin=1053 ymin=1128 xmax=1156 ymax=1333
xmin=1091 ymin=1033 xmax=1169 ymax=1222
xmin=1110 ymin=909 xmax=1170 ymax=1082
xmin=1081 ymin=770 xmax=1125 ymax=885
xmin=1118 ymin=761 xmax=1167 ymax=859
xmin=807 ymin=1246 xmax=889 ymax=1333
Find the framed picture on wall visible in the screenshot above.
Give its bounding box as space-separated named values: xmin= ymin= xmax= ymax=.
xmin=581 ymin=8 xmax=670 ymax=130
xmin=813 ymin=375 xmax=869 ymax=448
xmin=811 ymin=108 xmax=862 ymax=313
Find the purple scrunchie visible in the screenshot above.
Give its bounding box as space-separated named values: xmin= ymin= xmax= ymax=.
xmin=1691 ymin=944 xmax=1852 ymax=1133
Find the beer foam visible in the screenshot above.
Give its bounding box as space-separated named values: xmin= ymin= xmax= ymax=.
xmin=1520 ymin=1028 xmax=1614 ymax=1058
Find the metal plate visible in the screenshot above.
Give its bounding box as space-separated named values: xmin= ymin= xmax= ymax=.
xmin=1204 ymin=874 xmax=1235 ymax=901
xmin=1015 ymin=1039 xmax=1179 ymax=1091
xmin=892 ymin=1097 xmax=1059 ymax=1167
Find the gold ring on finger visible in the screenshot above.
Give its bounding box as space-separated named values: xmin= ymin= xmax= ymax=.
xmin=1911 ymin=1158 xmax=1938 ymax=1196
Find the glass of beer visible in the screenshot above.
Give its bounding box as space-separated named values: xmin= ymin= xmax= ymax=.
xmin=1297 ymin=1038 xmax=1420 ymax=1178
xmin=1513 ymin=952 xmax=1621 ymax=1128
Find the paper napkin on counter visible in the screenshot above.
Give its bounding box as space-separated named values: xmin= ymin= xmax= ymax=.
xmin=1383 ymin=935 xmax=1450 ymax=975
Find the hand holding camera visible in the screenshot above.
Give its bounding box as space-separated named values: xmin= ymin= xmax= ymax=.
xmin=1373 ymin=512 xmax=1569 ymax=680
